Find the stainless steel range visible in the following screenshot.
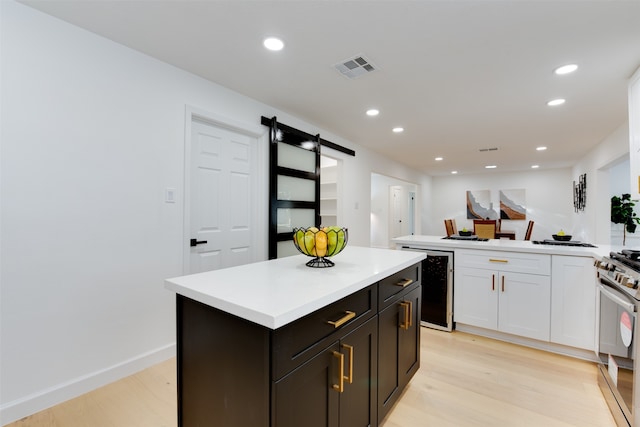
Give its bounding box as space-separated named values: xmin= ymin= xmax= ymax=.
xmin=595 ymin=250 xmax=640 ymax=426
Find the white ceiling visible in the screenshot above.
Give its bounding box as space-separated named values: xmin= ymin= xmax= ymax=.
xmin=21 ymin=0 xmax=640 ymax=176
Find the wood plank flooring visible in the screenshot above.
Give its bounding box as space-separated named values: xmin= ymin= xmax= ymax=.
xmin=7 ymin=328 xmax=616 ymax=427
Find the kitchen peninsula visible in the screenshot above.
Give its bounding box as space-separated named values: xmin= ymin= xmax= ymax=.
xmin=394 ymin=235 xmax=613 ymax=360
xmin=165 ymin=246 xmax=426 ymax=427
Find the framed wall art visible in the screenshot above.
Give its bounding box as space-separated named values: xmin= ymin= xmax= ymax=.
xmin=499 ymin=189 xmax=526 ymax=220
xmin=466 ymin=190 xmax=497 ymax=219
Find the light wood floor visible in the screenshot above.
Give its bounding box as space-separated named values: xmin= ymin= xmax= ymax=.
xmin=7 ymin=328 xmax=617 ymax=427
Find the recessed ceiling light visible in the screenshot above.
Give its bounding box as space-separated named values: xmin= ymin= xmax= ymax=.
xmin=435 ymin=157 xmax=443 ymax=161
xmin=531 ymin=165 xmax=540 ymax=169
xmin=485 ymin=165 xmax=497 ymax=169
xmin=451 ymin=171 xmax=458 ymax=174
xmin=554 ymin=64 xmax=578 ymax=75
xmin=263 ymin=37 xmax=284 ymax=51
xmin=392 ymin=127 xmax=404 ymax=133
xmin=547 ymin=98 xmax=566 ymax=107
xmin=536 ymin=146 xmax=547 ymax=151
xmin=366 ymin=109 xmax=379 ymax=116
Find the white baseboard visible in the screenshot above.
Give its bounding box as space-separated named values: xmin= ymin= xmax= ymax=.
xmin=455 ymin=323 xmax=598 ymax=362
xmin=0 ymin=343 xmax=176 ymax=426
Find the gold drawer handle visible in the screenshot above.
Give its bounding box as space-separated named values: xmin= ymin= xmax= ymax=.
xmin=327 ymin=311 xmax=356 ymax=328
xmin=395 ymin=278 xmax=414 ymax=287
xmin=332 ymin=350 xmax=345 ymax=393
xmin=341 ymin=343 xmax=354 ymax=384
xmin=399 ymin=301 xmax=412 ymax=330
xmin=489 ymin=258 xmax=508 ymax=263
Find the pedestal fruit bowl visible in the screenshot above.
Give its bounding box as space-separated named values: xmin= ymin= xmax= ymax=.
xmin=292 ymin=226 xmax=348 ymax=268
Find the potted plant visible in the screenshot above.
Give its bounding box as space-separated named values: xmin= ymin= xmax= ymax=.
xmin=611 ymin=193 xmax=640 ymax=245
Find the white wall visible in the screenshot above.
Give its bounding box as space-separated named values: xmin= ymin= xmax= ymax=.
xmin=0 ymin=2 xmax=431 ymax=423
xmin=430 ymin=169 xmax=574 ymax=241
xmin=572 ymin=122 xmax=630 ymax=245
xmin=370 ymin=173 xmax=419 ymax=248
xmin=428 ymin=122 xmax=631 ymax=245
xmin=609 ymin=158 xmax=640 ymax=248
xmin=629 ymin=66 xmax=640 ymax=200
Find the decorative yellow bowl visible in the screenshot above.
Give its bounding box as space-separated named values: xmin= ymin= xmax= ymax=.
xmin=292 ymin=227 xmax=348 ymax=268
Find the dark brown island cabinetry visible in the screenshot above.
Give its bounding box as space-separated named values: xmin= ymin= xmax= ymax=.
xmin=175 ymin=262 xmax=421 ymax=427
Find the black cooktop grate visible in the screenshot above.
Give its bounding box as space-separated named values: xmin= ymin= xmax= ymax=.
xmin=611 ymin=252 xmax=640 ymax=272
xmin=532 ymin=240 xmax=597 ymax=248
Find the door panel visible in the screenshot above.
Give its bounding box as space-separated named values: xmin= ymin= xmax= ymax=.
xmin=498 ymin=271 xmax=551 ymax=341
xmin=274 ymin=342 xmax=340 ymax=427
xmin=454 ymin=266 xmax=498 ymax=329
xmin=340 ymin=316 xmax=378 ymax=427
xmin=190 ymin=119 xmax=255 ymax=273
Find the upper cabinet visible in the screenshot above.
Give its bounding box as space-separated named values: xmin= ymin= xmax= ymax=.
xmin=629 ymin=66 xmax=640 ymax=200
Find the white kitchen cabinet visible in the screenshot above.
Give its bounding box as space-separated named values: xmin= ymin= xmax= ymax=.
xmin=454 ymin=249 xmax=551 ymax=341
xmin=454 ymin=266 xmax=498 ymax=330
xmin=498 ymin=271 xmax=551 ymax=341
xmin=550 ymin=255 xmax=596 ymax=351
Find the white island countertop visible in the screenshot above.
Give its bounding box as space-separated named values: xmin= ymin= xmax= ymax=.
xmin=165 ymin=246 xmax=426 ymax=330
xmin=393 ymin=235 xmax=615 ymax=258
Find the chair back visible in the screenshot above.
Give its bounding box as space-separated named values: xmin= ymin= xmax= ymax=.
xmin=444 ymin=219 xmax=458 ymax=237
xmin=473 ymin=219 xmax=497 ymax=239
xmin=524 ymin=220 xmax=534 ymax=240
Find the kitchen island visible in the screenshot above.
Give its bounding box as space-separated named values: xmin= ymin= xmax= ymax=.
xmin=394 ymin=235 xmax=615 ymax=360
xmin=165 ymin=246 xmax=426 ymax=427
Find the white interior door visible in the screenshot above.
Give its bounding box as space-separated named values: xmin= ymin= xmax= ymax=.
xmin=390 ymin=186 xmax=408 ymax=240
xmin=189 ymin=119 xmax=256 ymax=273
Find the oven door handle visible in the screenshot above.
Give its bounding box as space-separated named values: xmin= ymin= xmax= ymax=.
xmin=598 ymin=282 xmax=637 ymax=313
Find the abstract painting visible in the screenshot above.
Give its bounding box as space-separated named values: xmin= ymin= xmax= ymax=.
xmin=499 ymin=189 xmax=526 ymax=220
xmin=466 ymin=190 xmax=497 ymax=219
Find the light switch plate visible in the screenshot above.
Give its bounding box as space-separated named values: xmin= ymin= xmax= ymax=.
xmin=165 ymin=188 xmax=176 ymax=203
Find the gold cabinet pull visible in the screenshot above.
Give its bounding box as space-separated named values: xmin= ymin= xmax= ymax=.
xmin=327 ymin=311 xmax=356 ymax=328
xmin=341 ymin=343 xmax=354 ymax=384
xmin=501 ymin=275 xmax=505 ymax=292
xmin=395 ymin=278 xmax=414 ymax=287
xmin=332 ymin=350 xmax=345 ymax=393
xmin=489 ymin=258 xmax=509 ymax=263
xmin=492 ymin=274 xmax=495 ymax=291
xmin=399 ymin=301 xmax=411 ymax=330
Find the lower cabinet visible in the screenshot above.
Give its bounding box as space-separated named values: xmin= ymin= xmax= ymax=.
xmin=176 ymin=262 xmax=422 ymax=427
xmin=454 ymin=250 xmax=551 ymax=341
xmin=550 ymin=255 xmax=596 ymax=350
xmin=274 ymin=316 xmax=378 ymax=427
xmin=378 ymin=284 xmax=421 ymax=421
xmin=453 ymin=250 xmax=597 ymax=351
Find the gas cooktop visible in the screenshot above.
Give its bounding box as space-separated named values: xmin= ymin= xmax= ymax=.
xmin=532 ymin=239 xmax=597 ymax=248
xmin=442 ymin=236 xmax=489 ymax=242
xmin=610 ymin=250 xmax=640 ymax=272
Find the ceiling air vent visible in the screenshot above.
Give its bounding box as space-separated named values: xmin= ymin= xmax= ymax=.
xmin=479 ymin=147 xmax=499 ymax=152
xmin=334 ymin=54 xmax=377 ymax=79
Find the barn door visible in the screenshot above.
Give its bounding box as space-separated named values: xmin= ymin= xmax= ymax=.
xmin=265 ymin=117 xmax=320 ymax=259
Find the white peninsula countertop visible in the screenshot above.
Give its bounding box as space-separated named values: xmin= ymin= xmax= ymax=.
xmin=165 ymin=246 xmax=426 ymax=330
xmin=393 ymin=234 xmax=614 ymax=258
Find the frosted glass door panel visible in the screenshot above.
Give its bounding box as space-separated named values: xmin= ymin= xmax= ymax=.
xmin=277 ymin=241 xmax=300 ymax=258
xmin=277 ymin=176 xmax=315 ymax=201
xmin=277 ymin=208 xmax=316 ymax=233
xmin=278 ymin=142 xmax=316 ymax=173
